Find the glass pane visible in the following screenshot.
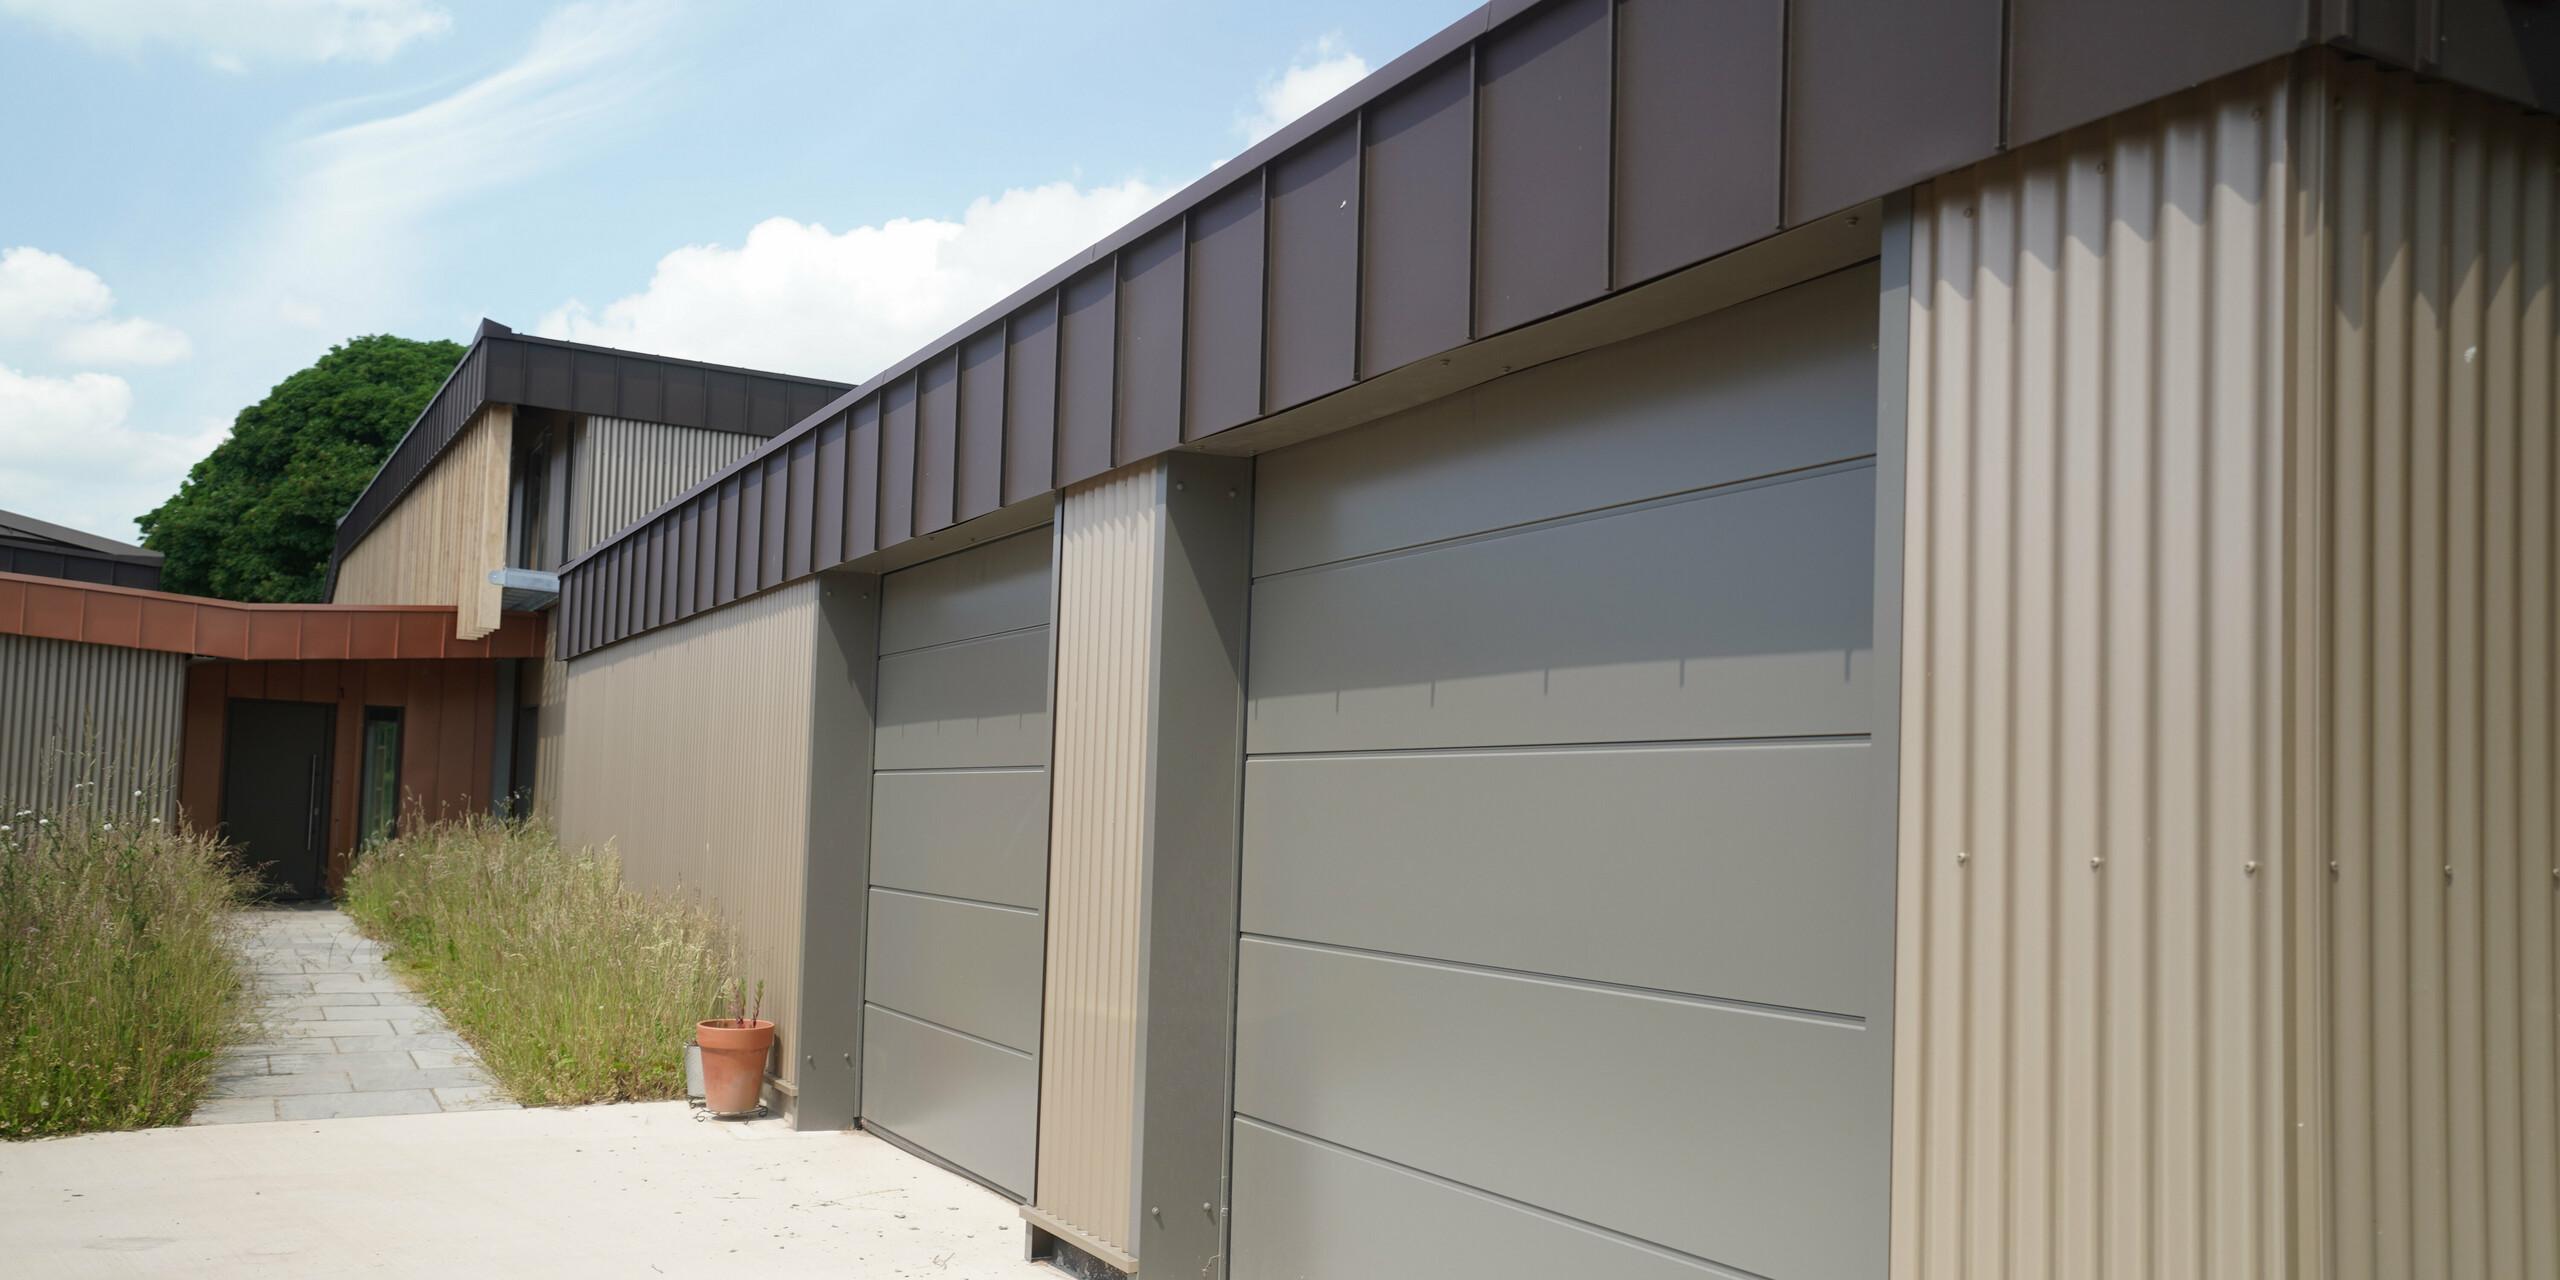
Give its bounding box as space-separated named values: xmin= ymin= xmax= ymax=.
xmin=359 ymin=717 xmax=401 ymax=849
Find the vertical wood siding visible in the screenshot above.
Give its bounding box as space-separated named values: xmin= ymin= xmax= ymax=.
xmin=333 ymin=404 xmax=512 ymax=640
xmin=0 ymin=633 xmax=185 ymax=821
xmin=1034 ymin=464 xmax=1160 ymax=1264
xmin=1891 ymin=59 xmax=2306 ymax=1280
xmin=551 ymin=582 xmax=820 ymax=1088
xmin=2318 ymin=60 xmax=2560 ymax=1280
xmin=572 ymin=417 xmax=763 ymax=558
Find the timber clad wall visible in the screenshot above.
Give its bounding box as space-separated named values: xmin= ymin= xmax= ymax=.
xmin=552 ymin=581 xmax=822 ymax=1091
xmin=1034 ymin=467 xmax=1159 ymax=1266
xmin=334 ymin=404 xmax=512 ymax=639
xmin=1892 ymin=60 xmax=2305 ymax=1280
xmin=2318 ymin=60 xmax=2560 ymax=1280
xmin=0 ymin=633 xmax=184 ymax=820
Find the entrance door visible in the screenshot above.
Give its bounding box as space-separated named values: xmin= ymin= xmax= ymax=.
xmin=221 ymin=699 xmax=336 ymax=900
xmin=1228 ymin=267 xmax=1895 ymax=1278
xmin=860 ymin=527 xmax=1054 ymax=1198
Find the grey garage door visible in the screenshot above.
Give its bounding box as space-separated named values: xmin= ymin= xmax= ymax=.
xmin=862 ymin=527 xmax=1053 ymax=1199
xmin=1229 ymin=266 xmax=1894 ymax=1279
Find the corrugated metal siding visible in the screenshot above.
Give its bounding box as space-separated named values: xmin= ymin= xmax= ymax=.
xmin=2317 ymin=60 xmax=2560 ymax=1280
xmin=332 ymin=404 xmax=512 ymax=639
xmin=551 ymin=581 xmax=820 ymax=1089
xmin=572 ymin=417 xmax=764 ymax=557
xmin=1034 ymin=466 xmax=1159 ymax=1265
xmin=558 ymin=2 xmax=2532 ymax=663
xmin=1890 ymin=59 xmax=2306 ymax=1280
xmin=0 ymin=633 xmax=185 ymax=821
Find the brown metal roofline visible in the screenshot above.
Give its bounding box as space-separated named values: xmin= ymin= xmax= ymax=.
xmin=0 ymin=571 xmax=545 ymax=661
xmin=321 ymin=320 xmax=853 ymax=601
xmin=555 ymin=0 xmax=2560 ymax=658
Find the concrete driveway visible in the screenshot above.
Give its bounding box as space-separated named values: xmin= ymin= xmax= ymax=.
xmin=0 ymin=1102 xmax=1057 ymax=1279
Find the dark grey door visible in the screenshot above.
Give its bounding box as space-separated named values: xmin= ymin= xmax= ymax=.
xmin=222 ymin=698 xmax=335 ymax=900
xmin=860 ymin=528 xmax=1054 ymax=1198
xmin=1229 ymin=267 xmax=1895 ymax=1279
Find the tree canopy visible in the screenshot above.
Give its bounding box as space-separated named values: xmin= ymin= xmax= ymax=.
xmin=140 ymin=334 xmax=464 ymax=603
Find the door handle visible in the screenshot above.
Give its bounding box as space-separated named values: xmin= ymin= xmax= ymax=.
xmin=307 ymin=756 xmax=324 ymax=853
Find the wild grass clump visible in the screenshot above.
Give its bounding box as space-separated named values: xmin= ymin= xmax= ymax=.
xmin=340 ymin=817 xmax=733 ymax=1106
xmin=0 ymin=797 xmax=253 ymax=1139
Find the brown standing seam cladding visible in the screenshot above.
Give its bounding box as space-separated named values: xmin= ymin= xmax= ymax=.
xmin=551 ymin=0 xmax=2560 ymax=658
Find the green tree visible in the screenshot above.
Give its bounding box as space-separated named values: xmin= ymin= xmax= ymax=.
xmin=140 ymin=334 xmax=464 ymax=602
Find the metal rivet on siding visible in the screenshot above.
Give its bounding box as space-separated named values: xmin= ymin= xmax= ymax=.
xmin=2330 ymin=861 xmax=2340 ymax=874
xmin=1962 ymin=206 xmax=1975 ymax=218
xmin=1956 ymin=850 xmax=1970 ymax=865
xmin=2090 ymin=857 xmax=2103 ymax=870
xmin=1226 ymin=488 xmax=1238 ymax=498
xmin=2244 ymin=861 xmax=2259 ymax=876
xmin=1201 ymin=1203 xmax=1214 ymax=1219
xmin=2446 ymin=865 xmax=2456 ymax=879
xmin=1846 ymin=215 xmax=1860 ymax=226
xmin=1174 ymin=480 xmax=1186 ymax=491
xmin=2096 ymin=161 xmax=2108 ymax=174
xmin=2251 ymin=108 xmax=2263 ymax=120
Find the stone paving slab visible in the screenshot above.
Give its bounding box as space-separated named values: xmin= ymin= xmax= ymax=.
xmin=192 ymin=905 xmax=515 ymax=1125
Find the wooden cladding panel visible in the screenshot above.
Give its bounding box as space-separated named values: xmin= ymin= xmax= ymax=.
xmin=333 ymin=403 xmax=512 ymax=640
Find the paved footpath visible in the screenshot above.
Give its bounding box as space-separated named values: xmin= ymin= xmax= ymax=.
xmin=190 ymin=903 xmax=515 ymax=1124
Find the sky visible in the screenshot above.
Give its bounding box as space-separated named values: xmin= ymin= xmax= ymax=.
xmin=0 ymin=0 xmax=1474 ymax=543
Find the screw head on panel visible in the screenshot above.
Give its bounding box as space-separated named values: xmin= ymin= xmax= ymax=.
xmin=2091 ymin=857 xmax=2103 ymax=870
xmin=2244 ymin=861 xmax=2259 ymax=876
xmin=1956 ymin=850 xmax=1969 ymax=865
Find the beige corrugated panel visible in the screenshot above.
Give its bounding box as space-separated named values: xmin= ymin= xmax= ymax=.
xmin=551 ymin=581 xmax=818 ymax=1088
xmin=532 ymin=620 xmax=567 ymax=817
xmin=572 ymin=417 xmax=762 ymax=557
xmin=2317 ymin=60 xmax=2560 ymax=1280
xmin=0 ymin=633 xmax=185 ymax=821
xmin=334 ymin=403 xmax=511 ymax=639
xmin=1032 ymin=464 xmax=1157 ymax=1265
xmin=1891 ymin=58 xmax=2308 ymax=1280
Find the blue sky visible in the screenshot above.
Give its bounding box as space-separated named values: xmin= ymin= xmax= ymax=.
xmin=0 ymin=0 xmax=1472 ymax=542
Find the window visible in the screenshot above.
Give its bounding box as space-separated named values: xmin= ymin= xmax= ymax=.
xmin=358 ymin=707 xmax=403 ymax=849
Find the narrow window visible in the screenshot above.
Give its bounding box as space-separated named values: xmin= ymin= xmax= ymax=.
xmin=358 ymin=707 xmax=403 ymax=849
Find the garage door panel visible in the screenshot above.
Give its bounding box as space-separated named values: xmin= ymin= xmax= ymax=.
xmin=1233 ymin=937 xmax=1885 ymax=1279
xmin=1228 ymin=1118 xmax=1729 ymax=1280
xmin=1241 ymin=739 xmax=1883 ymax=1017
xmin=879 ymin=527 xmax=1052 ymax=654
xmin=876 ymin=629 xmax=1052 ymax=768
xmin=861 ymin=1005 xmax=1038 ymax=1198
xmin=1247 ymin=466 xmax=1875 ymax=755
xmin=864 ymin=888 xmax=1043 ymax=1053
xmin=1253 ymin=265 xmax=1879 ymax=577
xmin=870 ymin=769 xmax=1048 ymax=909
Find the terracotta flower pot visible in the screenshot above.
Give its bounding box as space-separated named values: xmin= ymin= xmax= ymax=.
xmin=695 ymin=1019 xmax=775 ymax=1116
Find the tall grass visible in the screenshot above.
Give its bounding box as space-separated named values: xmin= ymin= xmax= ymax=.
xmin=0 ymin=796 xmax=252 ymax=1139
xmin=340 ymin=817 xmax=733 ymax=1106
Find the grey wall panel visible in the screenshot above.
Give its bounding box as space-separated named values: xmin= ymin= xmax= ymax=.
xmin=847 ymin=399 xmax=880 ymax=561
xmin=1228 ymin=1119 xmax=1727 ymax=1280
xmin=861 ymin=1004 xmax=1038 ymax=1198
xmin=878 ymin=526 xmax=1052 ymax=654
xmin=1184 ymin=178 xmax=1265 ymax=441
xmin=869 ymin=769 xmax=1050 ymax=910
xmin=735 ymin=466 xmax=764 ymax=599
xmin=1784 ymin=0 xmax=2002 ymax=223
xmin=1253 ymin=265 xmax=1878 ymax=576
xmin=875 ymin=629 xmax=1053 ymax=769
xmin=0 ymin=634 xmax=185 ymax=822
xmin=957 ymin=327 xmax=1006 ymax=522
xmin=1612 ymin=0 xmax=1783 ymax=288
xmin=1242 ymin=739 xmax=1883 ymax=1018
xmin=880 ymin=378 xmax=918 ymax=546
xmin=813 ymin=414 xmax=846 ymax=572
xmin=1263 ymin=119 xmax=1361 ymax=413
xmin=916 ymin=352 xmax=958 ymax=535
xmin=1115 ymin=222 xmax=1188 ymax=464
xmin=1473 ymin=0 xmax=1611 ymax=336
xmin=864 ymin=888 xmax=1044 ymax=1053
xmin=1250 ymin=467 xmax=1875 ymax=755
xmin=1233 ymin=938 xmax=1887 ymax=1279
xmin=1360 ymin=52 xmax=1475 ymax=376
xmin=1003 ymin=298 xmax=1059 ymax=506
xmin=1057 ymin=264 xmax=1117 ymax=485
xmin=2008 ymin=0 xmax=2303 ymax=144
xmin=762 ymin=454 xmax=791 ymax=588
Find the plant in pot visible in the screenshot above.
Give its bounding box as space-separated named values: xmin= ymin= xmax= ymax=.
xmin=696 ymin=978 xmax=773 ymax=1118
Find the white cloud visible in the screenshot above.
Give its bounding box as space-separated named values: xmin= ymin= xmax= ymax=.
xmin=0 ymin=0 xmax=450 ymax=68
xmin=0 ymin=247 xmax=192 ymax=366
xmin=537 ymin=177 xmax=1176 ymax=382
xmin=254 ymin=0 xmax=668 ymax=330
xmin=1238 ymin=35 xmax=1368 ymax=144
xmin=0 ymin=365 xmax=223 ymax=539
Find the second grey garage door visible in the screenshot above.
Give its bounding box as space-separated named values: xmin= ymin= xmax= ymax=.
xmin=862 ymin=528 xmax=1053 ymax=1198
xmin=1228 ymin=267 xmax=1894 ymax=1278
